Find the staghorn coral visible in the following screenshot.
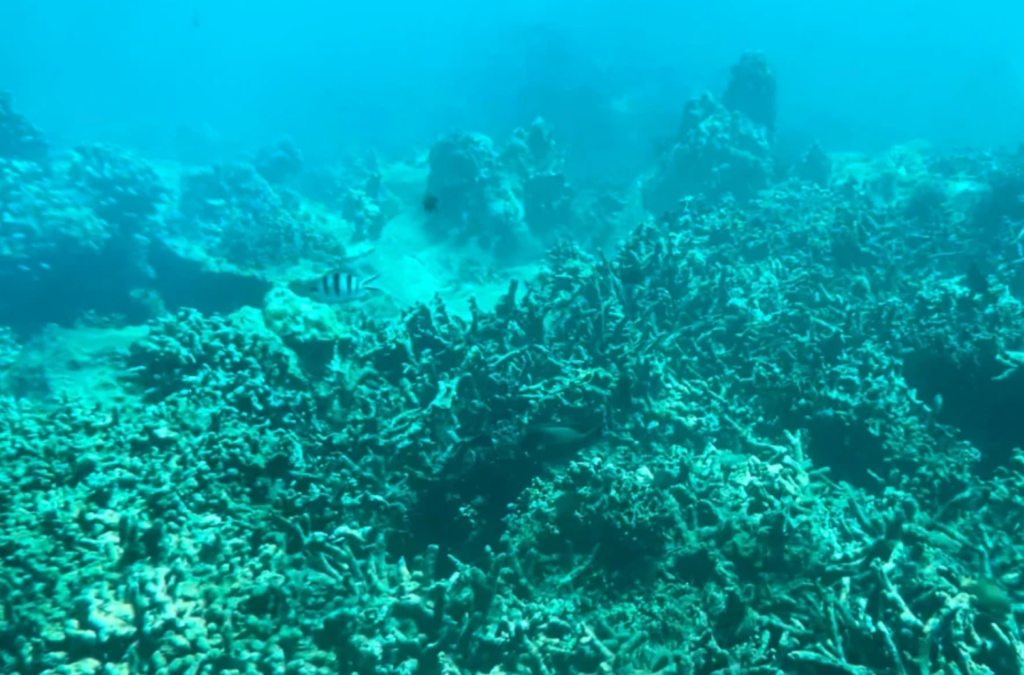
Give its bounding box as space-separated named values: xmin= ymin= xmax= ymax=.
xmin=126 ymin=307 xmax=313 ymax=429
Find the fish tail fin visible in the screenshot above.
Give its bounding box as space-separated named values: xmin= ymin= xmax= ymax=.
xmin=584 ymin=422 xmax=603 ymax=439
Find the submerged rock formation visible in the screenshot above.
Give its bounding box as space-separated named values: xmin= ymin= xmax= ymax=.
xmin=642 ymin=92 xmax=774 ymax=214
xmin=0 ymin=90 xmax=48 ymax=164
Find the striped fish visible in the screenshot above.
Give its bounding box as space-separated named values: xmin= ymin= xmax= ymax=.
xmin=293 ymin=270 xmax=382 ymax=305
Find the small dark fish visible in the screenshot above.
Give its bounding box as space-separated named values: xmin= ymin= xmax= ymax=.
xmin=521 ymin=423 xmax=601 ymax=461
xmin=963 ymin=577 xmax=1012 ymax=615
xmin=292 ymin=270 xmax=382 ymax=305
xmin=422 ymin=193 xmax=438 ymax=212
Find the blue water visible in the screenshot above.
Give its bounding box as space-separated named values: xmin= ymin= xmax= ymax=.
xmin=2 ymin=0 xmax=1021 ymax=170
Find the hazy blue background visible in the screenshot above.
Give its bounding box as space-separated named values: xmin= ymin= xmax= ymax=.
xmin=1 ymin=0 xmax=1022 ymax=180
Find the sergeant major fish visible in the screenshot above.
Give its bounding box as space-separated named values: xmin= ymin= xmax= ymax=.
xmin=291 ymin=270 xmax=382 ymax=305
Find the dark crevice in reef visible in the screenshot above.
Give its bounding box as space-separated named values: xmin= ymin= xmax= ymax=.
xmin=406 ymin=451 xmax=549 ymax=567
xmin=403 ymin=425 xmax=600 ymax=565
xmin=409 ymin=468 xmax=524 ymax=566
xmin=778 ymin=412 xmax=888 ymax=492
xmin=0 ymin=238 xmax=271 ymax=336
xmin=904 ymin=352 xmax=1024 ymax=478
xmin=148 ymin=238 xmax=271 ymax=316
xmin=0 ymin=245 xmax=153 ymax=333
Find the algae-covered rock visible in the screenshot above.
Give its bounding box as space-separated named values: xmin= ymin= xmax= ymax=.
xmin=175 ymin=161 xmax=347 ymax=272
xmin=643 ymin=92 xmax=773 ymax=214
xmin=793 ymin=140 xmax=831 ymax=186
xmin=253 ymin=136 xmax=304 ymax=185
xmin=426 ymin=131 xmax=537 ymax=260
xmin=0 ymin=157 xmax=156 ymax=330
xmin=722 ymin=51 xmax=777 ymax=135
xmin=67 ymin=143 xmax=168 ymax=226
xmin=501 ymin=116 xmax=564 ymax=179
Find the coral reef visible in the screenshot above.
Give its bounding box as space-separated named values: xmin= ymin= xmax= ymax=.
xmin=297 ymin=153 xmax=405 ymax=244
xmin=722 ymin=51 xmax=777 ymax=134
xmin=793 ymin=141 xmax=831 ymax=186
xmin=0 ymin=145 xmax=160 ymax=329
xmin=299 ymin=152 xmax=384 ymax=208
xmin=643 ymin=92 xmax=774 ymax=214
xmin=502 ymin=119 xmax=579 ymax=245
xmin=0 ymin=159 xmax=111 ymax=273
xmin=6 ymin=50 xmax=1024 ymax=675
xmin=424 ymin=119 xmax=610 ymax=255
xmin=501 ymin=117 xmax=563 ymax=178
xmin=7 ymin=138 xmax=1024 ymax=672
xmin=254 ymin=137 xmax=305 ymax=185
xmin=341 ymin=173 xmax=389 ymax=243
xmin=0 ymin=327 xmax=20 ymax=388
xmin=644 ymin=52 xmax=780 ymax=214
xmin=67 ymin=143 xmax=167 ymax=227
xmin=175 ymin=161 xmax=347 ymax=272
xmin=972 ymin=150 xmax=1024 ymax=235
xmin=425 ymin=131 xmax=533 ymax=258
